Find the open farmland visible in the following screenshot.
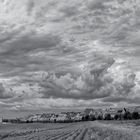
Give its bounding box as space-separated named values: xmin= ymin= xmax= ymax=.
xmin=0 ymin=121 xmax=140 ymax=140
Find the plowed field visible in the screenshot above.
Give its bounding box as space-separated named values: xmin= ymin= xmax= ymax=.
xmin=0 ymin=121 xmax=140 ymax=140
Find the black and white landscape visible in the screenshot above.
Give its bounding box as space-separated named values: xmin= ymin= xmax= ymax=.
xmin=0 ymin=0 xmax=140 ymax=139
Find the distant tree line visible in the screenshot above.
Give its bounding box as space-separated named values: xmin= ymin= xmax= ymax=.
xmin=82 ymin=111 xmax=140 ymax=121
xmin=2 ymin=110 xmax=140 ymax=123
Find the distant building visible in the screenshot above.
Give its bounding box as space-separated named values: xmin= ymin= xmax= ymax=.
xmin=39 ymin=113 xmax=53 ymax=122
xmin=73 ymin=113 xmax=83 ymax=121
xmin=27 ymin=114 xmax=41 ymax=122
xmin=103 ymin=108 xmax=117 ymax=119
xmin=84 ymin=108 xmax=103 ymax=119
xmin=56 ymin=113 xmax=70 ymax=122
xmin=50 ymin=114 xmax=58 ymax=122
xmin=84 ymin=109 xmax=94 ymax=116
xmin=18 ymin=117 xmax=27 ymax=123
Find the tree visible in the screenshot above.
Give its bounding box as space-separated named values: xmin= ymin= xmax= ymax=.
xmin=82 ymin=115 xmax=90 ymax=121
xmin=104 ymin=114 xmax=111 ymax=120
xmin=90 ymin=115 xmax=96 ymax=121
xmin=97 ymin=115 xmax=103 ymax=120
xmin=132 ymin=112 xmax=139 ymax=120
xmin=123 ymin=111 xmax=132 ymax=120
xmin=114 ymin=114 xmax=119 ymax=120
xmin=85 ymin=115 xmax=89 ymax=121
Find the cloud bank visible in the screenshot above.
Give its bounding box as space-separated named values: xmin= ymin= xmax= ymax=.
xmin=0 ymin=0 xmax=140 ymax=113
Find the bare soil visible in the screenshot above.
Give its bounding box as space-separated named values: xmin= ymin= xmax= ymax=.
xmin=0 ymin=121 xmax=140 ymax=140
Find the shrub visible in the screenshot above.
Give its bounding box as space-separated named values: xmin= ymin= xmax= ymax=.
xmin=114 ymin=114 xmax=119 ymax=120
xmin=123 ymin=111 xmax=132 ymax=120
xmin=85 ymin=115 xmax=90 ymax=121
xmin=104 ymin=114 xmax=111 ymax=120
xmin=97 ymin=115 xmax=103 ymax=120
xmin=132 ymin=112 xmax=139 ymax=120
xmin=90 ymin=115 xmax=96 ymax=121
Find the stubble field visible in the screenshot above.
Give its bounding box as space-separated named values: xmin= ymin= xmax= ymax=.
xmin=0 ymin=121 xmax=140 ymax=140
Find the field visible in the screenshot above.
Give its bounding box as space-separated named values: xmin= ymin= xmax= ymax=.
xmin=0 ymin=121 xmax=140 ymax=140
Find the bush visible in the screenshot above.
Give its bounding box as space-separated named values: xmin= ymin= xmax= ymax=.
xmin=97 ymin=115 xmax=103 ymax=120
xmin=104 ymin=114 xmax=111 ymax=120
xmin=85 ymin=115 xmax=90 ymax=121
xmin=114 ymin=114 xmax=119 ymax=120
xmin=123 ymin=111 xmax=132 ymax=120
xmin=132 ymin=112 xmax=139 ymax=120
xmin=82 ymin=115 xmax=90 ymax=121
xmin=90 ymin=115 xmax=96 ymax=121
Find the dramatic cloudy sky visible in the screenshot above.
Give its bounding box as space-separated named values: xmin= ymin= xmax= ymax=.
xmin=0 ymin=0 xmax=140 ymax=117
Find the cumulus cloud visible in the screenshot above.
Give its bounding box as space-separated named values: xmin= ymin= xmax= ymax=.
xmin=103 ymin=72 xmax=136 ymax=103
xmin=39 ymin=56 xmax=114 ymax=99
xmin=38 ymin=54 xmax=137 ymax=102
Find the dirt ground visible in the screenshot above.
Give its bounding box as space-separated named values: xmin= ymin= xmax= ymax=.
xmin=0 ymin=121 xmax=140 ymax=140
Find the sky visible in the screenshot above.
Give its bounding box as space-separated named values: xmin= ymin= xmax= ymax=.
xmin=0 ymin=0 xmax=140 ymax=118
